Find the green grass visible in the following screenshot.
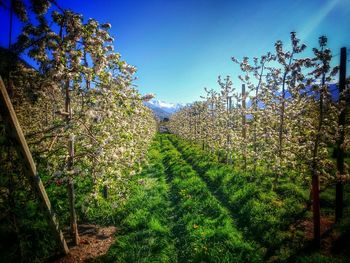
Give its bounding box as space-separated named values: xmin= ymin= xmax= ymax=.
xmin=92 ymin=138 xmax=177 ymax=262
xmin=92 ymin=134 xmax=350 ymax=263
xmin=160 ymin=136 xmax=262 ymax=262
xmin=167 ymin=134 xmax=309 ymax=261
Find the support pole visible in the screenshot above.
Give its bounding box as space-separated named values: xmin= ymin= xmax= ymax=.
xmin=335 ymin=47 xmax=347 ymax=222
xmin=242 ymin=84 xmax=247 ymax=171
xmin=0 ymin=76 xmax=69 ymax=255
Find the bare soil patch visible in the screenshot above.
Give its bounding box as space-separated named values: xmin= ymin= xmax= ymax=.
xmin=300 ymin=215 xmax=334 ymax=241
xmin=54 ymin=224 xmax=117 ymax=263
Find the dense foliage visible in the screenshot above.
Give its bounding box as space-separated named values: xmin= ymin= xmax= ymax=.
xmin=0 ymin=0 xmax=156 ymax=261
xmin=167 ymin=33 xmax=350 ymax=247
xmin=168 ymin=33 xmax=348 ymax=184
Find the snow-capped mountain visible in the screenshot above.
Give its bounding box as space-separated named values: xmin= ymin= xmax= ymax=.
xmin=146 ymin=99 xmax=183 ymax=113
xmin=144 ymin=99 xmax=184 ymax=120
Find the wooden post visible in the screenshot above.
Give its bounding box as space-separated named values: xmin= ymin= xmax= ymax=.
xmin=227 ymin=96 xmax=232 ymax=164
xmin=67 ymin=135 xmax=79 ymax=245
xmin=0 ymin=76 xmax=69 ymax=255
xmin=197 ymin=106 xmax=199 ymax=142
xmin=103 ymin=185 xmax=108 ymax=199
xmin=189 ymin=110 xmax=193 ymax=144
xmin=211 ymin=97 xmax=215 ymax=154
xmin=312 ymin=172 xmax=321 ymax=246
xmin=335 ymin=47 xmax=347 ymax=222
xmin=64 ymin=80 xmax=79 ymax=246
xmin=311 ymin=42 xmax=328 ymax=246
xmin=194 ymin=109 xmax=197 ymax=142
xmin=242 ymin=84 xmax=247 ymax=171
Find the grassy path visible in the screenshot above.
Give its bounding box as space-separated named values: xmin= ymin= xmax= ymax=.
xmin=167 ymin=134 xmax=308 ymax=260
xmin=92 ymin=134 xmax=350 ymax=263
xmin=93 ymin=138 xmax=177 ymax=262
xmin=159 ymin=135 xmax=262 ymax=262
xmin=93 ymin=134 xmax=261 ymax=262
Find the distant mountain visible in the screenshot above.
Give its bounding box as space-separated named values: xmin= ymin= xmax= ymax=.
xmin=144 ymin=99 xmax=184 ymax=120
xmin=144 ymin=83 xmax=340 ymax=120
xmin=246 ymin=83 xmax=339 ymax=108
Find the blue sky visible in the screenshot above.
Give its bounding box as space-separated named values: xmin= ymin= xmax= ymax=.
xmin=1 ymin=0 xmax=349 ymax=103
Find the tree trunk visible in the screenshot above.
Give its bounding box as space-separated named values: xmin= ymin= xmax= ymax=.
xmin=65 ymin=81 xmax=79 ymax=245
xmin=335 ymin=47 xmax=347 ymax=222
xmin=311 ymin=65 xmax=326 ymax=246
xmin=277 ymin=54 xmax=294 ymax=185
xmin=277 ymin=71 xmax=287 ymax=185
xmin=253 ymin=66 xmax=264 ymax=174
xmin=312 ymin=172 xmax=321 ymax=246
xmin=226 ymin=96 xmax=230 ymax=164
xmin=335 ymin=183 xmax=343 ymax=221
xmin=68 ymin=135 xmax=79 ymax=245
xmin=242 ymin=84 xmax=247 ymax=171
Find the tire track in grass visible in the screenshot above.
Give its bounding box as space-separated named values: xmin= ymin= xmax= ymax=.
xmin=159 ymin=135 xmax=262 ymax=263
xmin=98 ymin=138 xmax=178 ymax=263
xmin=167 ymin=134 xmax=308 ymax=261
